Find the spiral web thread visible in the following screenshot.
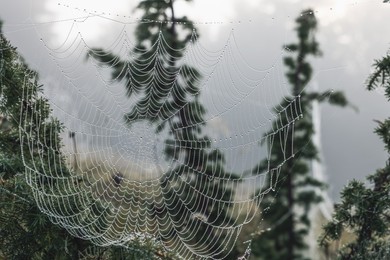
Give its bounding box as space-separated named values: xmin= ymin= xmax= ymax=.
xmin=17 ymin=11 xmax=303 ymax=259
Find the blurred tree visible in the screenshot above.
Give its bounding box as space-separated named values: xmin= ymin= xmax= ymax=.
xmin=250 ymin=9 xmax=348 ymax=260
xmin=0 ymin=20 xmax=174 ymax=260
xmin=88 ymin=0 xmax=239 ymax=258
xmin=320 ymin=48 xmax=390 ymax=259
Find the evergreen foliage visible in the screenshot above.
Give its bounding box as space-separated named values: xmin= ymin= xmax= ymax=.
xmin=320 ymin=48 xmax=390 ymax=259
xmin=251 ymin=9 xmax=348 ymax=260
xmin=88 ymin=0 xmax=239 ymax=258
xmin=0 ymin=21 xmax=82 ymax=259
xmin=0 ymin=20 xmax=175 ymax=260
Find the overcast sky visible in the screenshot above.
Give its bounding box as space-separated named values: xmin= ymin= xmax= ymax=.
xmin=1 ymin=0 xmax=390 ymax=200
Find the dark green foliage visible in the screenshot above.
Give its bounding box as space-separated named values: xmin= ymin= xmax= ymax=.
xmin=320 ymin=49 xmax=390 ymax=259
xmin=0 ymin=20 xmax=83 ymax=259
xmin=251 ymin=9 xmax=347 ymax=259
xmin=89 ymin=1 xmax=239 ymax=258
xmin=0 ymin=177 xmax=88 ymax=259
xmin=367 ymin=57 xmax=390 ymax=101
xmin=0 ymin=20 xmax=174 ymax=260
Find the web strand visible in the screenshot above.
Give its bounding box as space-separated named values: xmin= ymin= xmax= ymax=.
xmin=16 ymin=11 xmax=304 ymax=259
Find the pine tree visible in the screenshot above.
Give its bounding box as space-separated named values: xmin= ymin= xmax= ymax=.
xmin=0 ymin=17 xmax=87 ymax=259
xmin=320 ymin=48 xmax=390 ymax=260
xmin=0 ymin=19 xmax=174 ymax=260
xmin=89 ymin=1 xmax=239 ymax=258
xmin=250 ymin=9 xmax=348 ymax=259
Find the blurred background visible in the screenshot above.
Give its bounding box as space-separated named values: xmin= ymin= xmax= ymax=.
xmin=1 ymin=0 xmax=389 ymax=201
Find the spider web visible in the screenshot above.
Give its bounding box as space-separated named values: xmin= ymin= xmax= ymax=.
xmin=17 ymin=5 xmax=303 ymax=259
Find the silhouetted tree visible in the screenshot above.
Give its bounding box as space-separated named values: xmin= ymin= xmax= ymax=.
xmin=251 ymin=9 xmax=348 ymax=260
xmin=89 ymin=1 xmax=239 ymax=258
